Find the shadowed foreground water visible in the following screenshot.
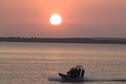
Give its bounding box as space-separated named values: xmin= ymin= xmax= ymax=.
xmin=0 ymin=42 xmax=126 ymax=84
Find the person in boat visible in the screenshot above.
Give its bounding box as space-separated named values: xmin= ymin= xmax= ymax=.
xmin=67 ymin=65 xmax=85 ymax=79
xmin=67 ymin=67 xmax=77 ymax=78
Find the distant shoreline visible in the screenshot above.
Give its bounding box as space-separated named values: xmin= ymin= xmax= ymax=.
xmin=0 ymin=37 xmax=126 ymax=44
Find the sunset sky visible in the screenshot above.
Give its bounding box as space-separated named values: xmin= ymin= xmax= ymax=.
xmin=0 ymin=0 xmax=126 ymax=38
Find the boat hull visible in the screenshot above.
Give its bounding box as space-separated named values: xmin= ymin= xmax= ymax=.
xmin=58 ymin=73 xmax=84 ymax=82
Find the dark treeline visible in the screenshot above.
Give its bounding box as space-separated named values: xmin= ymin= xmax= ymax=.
xmin=0 ymin=37 xmax=126 ymax=44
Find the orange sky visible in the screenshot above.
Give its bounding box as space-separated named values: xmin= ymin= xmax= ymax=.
xmin=0 ymin=0 xmax=126 ymax=38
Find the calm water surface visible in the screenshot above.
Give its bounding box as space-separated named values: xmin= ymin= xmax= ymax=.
xmin=0 ymin=42 xmax=126 ymax=84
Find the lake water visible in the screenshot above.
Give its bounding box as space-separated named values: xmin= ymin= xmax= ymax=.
xmin=0 ymin=42 xmax=126 ymax=84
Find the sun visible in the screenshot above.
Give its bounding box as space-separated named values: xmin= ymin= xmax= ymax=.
xmin=50 ymin=14 xmax=62 ymax=25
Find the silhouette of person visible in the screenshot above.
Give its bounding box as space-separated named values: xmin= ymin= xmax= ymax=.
xmin=67 ymin=65 xmax=85 ymax=79
xmin=67 ymin=67 xmax=81 ymax=78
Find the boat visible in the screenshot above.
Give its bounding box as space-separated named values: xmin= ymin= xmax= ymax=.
xmin=58 ymin=65 xmax=85 ymax=81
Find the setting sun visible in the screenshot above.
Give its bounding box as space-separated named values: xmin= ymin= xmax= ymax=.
xmin=50 ymin=14 xmax=62 ymax=25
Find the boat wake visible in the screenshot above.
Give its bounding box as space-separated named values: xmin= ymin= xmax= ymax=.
xmin=48 ymin=77 xmax=126 ymax=83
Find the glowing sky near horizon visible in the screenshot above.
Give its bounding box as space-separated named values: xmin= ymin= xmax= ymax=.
xmin=0 ymin=0 xmax=126 ymax=38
